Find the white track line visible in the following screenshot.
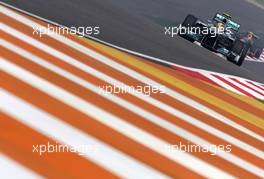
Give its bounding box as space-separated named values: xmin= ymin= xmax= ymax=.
xmin=0 ymin=89 xmax=170 ymax=179
xmin=0 ymin=59 xmax=238 ymax=179
xmin=0 ymin=154 xmax=43 ymax=179
xmin=3 ymin=40 xmax=264 ymax=176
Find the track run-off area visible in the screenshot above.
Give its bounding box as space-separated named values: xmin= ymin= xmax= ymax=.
xmin=1 ymin=5 xmax=264 ymax=179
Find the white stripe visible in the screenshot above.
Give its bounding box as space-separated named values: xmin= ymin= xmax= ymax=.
xmin=250 ymin=81 xmax=264 ymax=91
xmin=3 ymin=40 xmax=264 ymax=175
xmin=256 ymin=58 xmax=262 ymax=62
xmin=239 ymin=79 xmax=264 ymax=95
xmin=202 ymin=72 xmax=244 ymax=95
xmin=0 ymin=154 xmax=43 ymax=179
xmin=256 ymin=83 xmax=264 ymax=90
xmin=245 ymin=56 xmax=255 ymax=61
xmin=3 ymin=26 xmax=264 ymax=160
xmin=0 ymin=89 xmax=170 ymax=179
xmin=223 ymin=77 xmax=264 ymax=100
xmin=0 ymin=59 xmax=236 ymax=179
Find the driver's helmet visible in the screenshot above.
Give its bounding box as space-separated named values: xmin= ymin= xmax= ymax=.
xmin=216 ymin=18 xmax=227 ymax=29
xmin=247 ymin=32 xmax=254 ymax=40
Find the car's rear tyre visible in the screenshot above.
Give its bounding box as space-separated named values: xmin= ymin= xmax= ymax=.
xmin=178 ymin=14 xmax=197 ymax=43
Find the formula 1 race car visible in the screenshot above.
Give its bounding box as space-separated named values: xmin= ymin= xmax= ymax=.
xmin=179 ymin=13 xmax=251 ymax=66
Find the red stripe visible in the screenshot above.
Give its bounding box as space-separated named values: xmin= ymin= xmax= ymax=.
xmin=212 ymin=75 xmax=254 ymax=97
xmin=246 ymin=81 xmax=264 ymax=92
xmin=230 ymin=78 xmax=264 ymax=96
xmin=171 ymin=66 xmax=218 ymax=85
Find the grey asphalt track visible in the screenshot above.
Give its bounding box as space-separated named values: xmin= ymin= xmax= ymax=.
xmin=1 ymin=0 xmax=264 ymax=83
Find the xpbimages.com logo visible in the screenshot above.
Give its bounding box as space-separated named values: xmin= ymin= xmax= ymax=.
xmin=98 ymin=84 xmax=166 ymax=96
xmin=32 ymin=24 xmax=100 ymax=37
xmin=164 ymin=24 xmax=232 ymax=38
xmin=165 ymin=142 xmax=232 ymax=155
xmin=32 ymin=142 xmax=99 ymax=156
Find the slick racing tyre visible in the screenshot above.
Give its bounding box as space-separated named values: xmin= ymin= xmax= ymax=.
xmin=182 ymin=14 xmax=197 ymax=27
xmin=178 ymin=14 xmax=197 ymax=43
